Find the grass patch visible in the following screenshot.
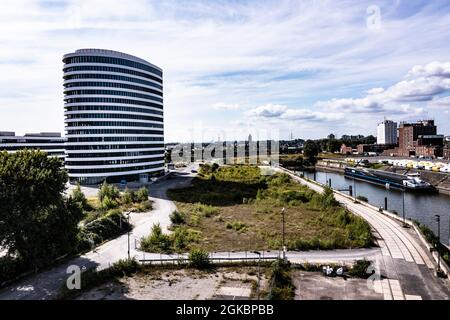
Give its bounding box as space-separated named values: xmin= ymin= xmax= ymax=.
xmin=167 ymin=165 xmax=373 ymax=252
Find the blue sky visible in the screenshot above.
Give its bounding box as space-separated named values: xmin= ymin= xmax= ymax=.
xmin=1 ymin=0 xmax=450 ymax=142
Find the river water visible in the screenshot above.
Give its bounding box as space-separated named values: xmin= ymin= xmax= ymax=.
xmin=300 ymin=170 xmax=450 ymax=244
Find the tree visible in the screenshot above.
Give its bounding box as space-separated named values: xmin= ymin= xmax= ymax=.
xmin=0 ymin=150 xmax=83 ymax=268
xmin=303 ymin=140 xmax=320 ymax=165
xmin=326 ymin=139 xmax=341 ymax=153
xmin=71 ymin=183 xmax=90 ymax=211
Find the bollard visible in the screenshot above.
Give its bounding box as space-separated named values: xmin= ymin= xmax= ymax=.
xmin=384 ymin=197 xmax=388 ymax=210
xmin=349 ymin=185 xmax=353 ymax=197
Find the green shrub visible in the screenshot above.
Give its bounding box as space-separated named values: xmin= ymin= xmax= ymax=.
xmin=193 ymin=203 xmax=219 ymax=217
xmin=133 ymin=200 xmax=153 ymax=212
xmin=135 ymin=186 xmax=149 ymax=202
xmin=188 ymin=248 xmax=210 ymax=269
xmin=100 ymin=195 xmax=119 ymax=210
xmin=172 ymin=226 xmax=201 ymax=250
xmin=268 ymin=259 xmax=295 ymax=300
xmin=348 ymin=259 xmax=371 ymax=278
xmin=140 ymin=223 xmax=172 ymax=253
xmin=79 ymin=209 xmax=130 ymax=247
xmin=170 ymin=210 xmax=186 ymax=224
xmin=121 ymin=188 xmax=134 ymax=205
xmin=71 ymin=184 xmax=91 ymax=211
xmin=225 ymin=221 xmax=247 ymax=232
xmin=98 ymin=182 xmax=120 ymax=202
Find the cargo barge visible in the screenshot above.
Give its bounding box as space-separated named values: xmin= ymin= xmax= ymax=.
xmin=344 ymin=167 xmax=435 ymax=192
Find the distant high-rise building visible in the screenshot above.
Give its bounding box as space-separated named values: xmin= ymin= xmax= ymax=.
xmin=377 ymin=119 xmax=397 ymax=144
xmin=248 ymin=134 xmax=252 ymax=144
xmin=63 ymin=49 xmax=164 ymax=184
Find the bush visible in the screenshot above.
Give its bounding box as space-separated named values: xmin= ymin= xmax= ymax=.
xmin=268 ymin=259 xmax=295 ymax=300
xmin=100 ymin=195 xmax=119 ymax=210
xmin=172 ymin=226 xmax=201 ymax=250
xmin=78 ymin=209 xmax=130 ymax=249
xmin=121 ymin=188 xmax=134 ymax=205
xmin=133 ymin=200 xmax=153 ymax=212
xmin=135 ymin=186 xmax=149 ymax=202
xmin=225 ymin=221 xmax=247 ymax=232
xmin=348 ymin=259 xmax=371 ymax=278
xmin=193 ymin=203 xmax=219 ymax=217
xmin=170 ymin=210 xmax=186 ymax=224
xmin=98 ymin=182 xmax=120 ymax=202
xmin=71 ymin=184 xmax=91 ymax=211
xmin=140 ymin=223 xmax=172 ymax=253
xmin=188 ymin=248 xmax=210 ymax=269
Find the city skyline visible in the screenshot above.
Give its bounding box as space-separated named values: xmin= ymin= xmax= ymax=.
xmin=1 ymin=0 xmax=450 ymax=142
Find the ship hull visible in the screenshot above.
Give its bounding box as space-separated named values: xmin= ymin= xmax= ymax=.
xmin=344 ymin=167 xmax=436 ymax=192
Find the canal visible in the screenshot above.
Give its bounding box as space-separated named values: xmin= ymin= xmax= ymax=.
xmin=301 ymin=170 xmax=450 ymax=244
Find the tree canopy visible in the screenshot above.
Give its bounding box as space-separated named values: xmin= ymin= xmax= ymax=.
xmin=0 ymin=150 xmax=83 ymax=268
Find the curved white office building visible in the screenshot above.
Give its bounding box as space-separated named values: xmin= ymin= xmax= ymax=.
xmin=63 ymin=49 xmax=164 ymax=184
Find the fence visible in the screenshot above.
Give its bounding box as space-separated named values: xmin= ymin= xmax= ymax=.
xmin=139 ymin=252 xmax=280 ymax=266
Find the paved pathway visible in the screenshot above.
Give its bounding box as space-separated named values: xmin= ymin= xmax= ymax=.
xmin=277 ymin=166 xmax=450 ymax=300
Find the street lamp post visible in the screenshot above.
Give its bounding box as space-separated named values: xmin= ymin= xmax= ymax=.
xmin=281 ymin=207 xmax=286 ymax=261
xmin=252 ymin=251 xmax=261 ymax=300
xmin=435 ymin=215 xmax=441 ymax=272
xmin=126 ymin=211 xmax=131 ymax=260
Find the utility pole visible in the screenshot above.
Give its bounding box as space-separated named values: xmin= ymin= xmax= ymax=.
xmin=281 ymin=207 xmax=286 ymax=261
xmin=252 ymin=251 xmax=261 ymax=300
xmin=402 ymin=189 xmax=406 ymax=227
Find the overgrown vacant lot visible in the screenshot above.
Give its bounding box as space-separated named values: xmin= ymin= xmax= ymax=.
xmin=166 ymin=165 xmax=373 ymax=252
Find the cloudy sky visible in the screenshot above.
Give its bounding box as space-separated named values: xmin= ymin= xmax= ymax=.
xmin=1 ymin=0 xmax=450 ymax=142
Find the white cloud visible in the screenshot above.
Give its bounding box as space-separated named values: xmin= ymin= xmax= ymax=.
xmin=245 ymin=104 xmax=287 ymax=118
xmin=212 ymin=102 xmax=240 ymax=110
xmin=1 ymin=1 xmax=450 ymax=139
xmin=408 ymin=61 xmax=450 ymax=78
xmin=245 ymin=104 xmax=343 ymax=123
xmin=316 ymin=61 xmax=450 ymax=119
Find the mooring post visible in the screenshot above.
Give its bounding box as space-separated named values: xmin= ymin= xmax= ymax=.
xmin=384 ymin=197 xmax=388 ymax=210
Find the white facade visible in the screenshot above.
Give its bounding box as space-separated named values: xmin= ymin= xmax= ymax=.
xmin=63 ymin=49 xmax=164 ymax=184
xmin=0 ymin=132 xmax=65 ymax=160
xmin=377 ymin=120 xmax=397 ymax=145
